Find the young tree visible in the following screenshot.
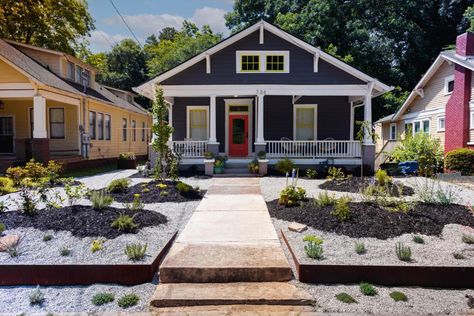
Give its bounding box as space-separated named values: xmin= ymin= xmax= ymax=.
xmin=151 ymin=86 xmax=179 ymax=180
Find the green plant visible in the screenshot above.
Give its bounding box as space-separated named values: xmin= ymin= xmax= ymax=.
xmin=330 ymin=196 xmax=352 ymax=222
xmin=0 ymin=201 xmax=6 ymax=213
xmin=42 ymin=234 xmax=52 ymax=242
xmin=313 ymin=191 xmax=337 ymax=207
xmin=445 ymin=148 xmax=474 ymax=175
xmin=327 ymin=167 xmax=345 ymax=180
xmin=0 ymin=222 xmax=5 ymax=235
xmin=142 ymin=187 xmax=150 ymax=193
xmin=279 ymin=185 xmax=306 ymax=206
xmin=119 ymin=152 xmax=136 ymax=160
xmin=393 ymin=201 xmax=413 ymax=213
xmin=60 ymin=247 xmax=71 ymax=256
xmin=335 ymin=292 xmax=357 ymax=304
xmin=16 ymin=186 xmax=38 ymax=215
xmin=303 ymin=235 xmax=324 ymax=260
xmin=159 ymin=190 xmax=169 ymax=197
xmin=46 ymin=160 xmax=63 ymax=184
xmin=257 ymin=151 xmax=266 ymax=160
xmin=111 ymin=214 xmax=138 ymax=233
xmin=412 ymin=235 xmax=424 ymax=244
xmin=453 ymin=251 xmax=466 ymax=259
xmin=390 ymin=132 xmax=443 ymax=177
xmin=107 ymin=178 xmax=130 ymax=193
xmin=276 ymin=158 xmax=294 ymax=174
xmin=355 ymin=242 xmax=366 ymax=255
xmin=92 ymin=292 xmax=115 ymax=306
xmin=91 ymin=239 xmax=104 ymax=253
xmin=90 ymin=190 xmax=113 ymax=210
xmin=214 ymin=159 xmax=225 ymax=168
xmin=248 ymin=159 xmax=259 ymax=174
xmin=0 ymin=177 xmax=15 ymax=195
xmin=305 ymin=169 xmax=317 ymax=179
xmin=29 ymin=285 xmax=45 ymax=306
xmin=414 ymin=179 xmax=460 ymax=205
xmin=204 ymin=151 xmax=214 ymax=159
xmin=6 ymin=166 xmax=27 ymax=187
xmin=176 ymin=181 xmax=192 ymax=193
xmin=124 ymin=194 xmax=144 ymax=211
xmin=375 ymin=169 xmax=392 ymax=186
xmin=117 ymin=293 xmax=139 ymax=308
xmin=462 ymin=234 xmax=474 ymax=244
xmin=390 ymin=291 xmax=408 ymax=302
xmin=64 ymin=181 xmax=88 ymax=206
xmin=395 ymin=242 xmax=411 ymax=262
xmin=359 ymin=282 xmax=377 ymax=296
xmin=156 ymin=183 xmax=168 ymax=189
xmin=124 ymin=243 xmax=147 ymax=261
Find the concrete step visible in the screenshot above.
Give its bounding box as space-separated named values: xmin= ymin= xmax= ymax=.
xmin=151 ymin=304 xmax=316 ymax=315
xmin=159 ymin=243 xmax=292 ymax=283
xmin=150 ymin=282 xmax=315 ymax=308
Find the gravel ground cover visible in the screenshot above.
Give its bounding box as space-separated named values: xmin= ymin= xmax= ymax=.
xmin=319 ymin=177 xmax=414 ymax=196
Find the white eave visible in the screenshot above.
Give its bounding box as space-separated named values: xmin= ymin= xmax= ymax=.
xmin=134 ymin=21 xmax=392 ymax=99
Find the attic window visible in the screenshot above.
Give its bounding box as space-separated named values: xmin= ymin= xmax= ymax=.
xmin=67 ymin=62 xmax=75 ymax=81
xmin=236 ymin=51 xmax=289 ymax=73
xmin=444 ymin=75 xmax=454 ymax=95
xmin=241 ymin=55 xmax=260 ymax=72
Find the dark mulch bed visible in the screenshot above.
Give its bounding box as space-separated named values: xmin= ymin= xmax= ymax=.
xmin=0 ymin=206 xmax=167 ymax=239
xmin=108 ymin=180 xmax=204 ymax=203
xmin=268 ymin=200 xmax=474 ymax=239
xmin=319 ymin=177 xmax=414 ymax=197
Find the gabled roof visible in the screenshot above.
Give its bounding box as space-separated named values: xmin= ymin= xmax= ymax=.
xmin=0 ymin=39 xmax=148 ymax=115
xmin=134 ymin=20 xmax=392 ymax=98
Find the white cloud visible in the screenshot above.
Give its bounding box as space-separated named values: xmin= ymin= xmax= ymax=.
xmin=89 ymin=30 xmax=130 ymax=52
xmin=191 ymin=7 xmax=228 ymax=35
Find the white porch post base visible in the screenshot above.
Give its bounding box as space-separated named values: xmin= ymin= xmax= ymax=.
xmin=33 ymin=95 xmax=47 ymax=139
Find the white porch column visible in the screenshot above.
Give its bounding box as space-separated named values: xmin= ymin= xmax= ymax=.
xmin=164 ymin=97 xmax=174 ymax=142
xmin=209 ymin=95 xmax=217 ymax=143
xmin=256 ymin=91 xmax=265 ymax=144
xmin=363 ymin=82 xmax=375 ymax=144
xmin=33 ymin=95 xmax=47 ymax=138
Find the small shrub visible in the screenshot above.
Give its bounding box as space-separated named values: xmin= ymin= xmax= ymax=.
xmin=156 ymin=183 xmax=168 ymax=189
xmin=0 ymin=222 xmax=5 ymax=235
xmin=257 ymin=151 xmax=266 ymax=160
xmin=276 ymin=158 xmax=295 ymax=174
xmin=374 ymin=169 xmax=392 ymax=186
xmin=91 ymin=239 xmax=104 ymax=253
xmin=306 ymin=169 xmax=317 ymax=179
xmin=445 ymin=148 xmax=474 ymax=175
xmin=390 ymin=291 xmax=408 ymax=302
xmin=159 ymin=190 xmax=169 ymax=197
xmin=395 ymin=242 xmax=411 ymax=262
xmin=355 ymin=242 xmax=366 ymax=255
xmin=303 ymin=235 xmax=323 ymax=245
xmin=414 ymin=179 xmax=459 ymax=205
xmin=46 ymin=160 xmax=63 ymax=184
xmin=142 ymin=187 xmax=150 ymax=193
xmin=16 ymin=186 xmax=38 ymax=215
xmin=203 ymin=151 xmax=214 ymax=159
xmin=107 ymin=178 xmax=130 ymax=193
xmin=313 ymin=191 xmax=337 ymax=207
xmin=176 ymin=181 xmax=192 ymax=193
xmin=42 ymin=234 xmax=52 ymax=242
xmin=117 ymin=293 xmax=139 ymax=308
xmin=453 ymin=251 xmax=466 ymax=259
xmin=359 ymin=282 xmax=377 ymax=296
xmin=335 ymin=292 xmax=357 ymax=304
xmin=0 ymin=201 xmax=6 ymax=213
xmin=111 ymin=214 xmax=138 ymax=233
xmin=6 ymin=166 xmax=27 ymax=187
xmin=330 ymin=196 xmax=352 ymax=222
xmin=279 ymin=186 xmax=306 ymax=206
xmin=90 ymin=190 xmax=113 ymax=210
xmin=412 ymin=235 xmax=424 ymax=244
xmin=119 ymin=152 xmax=135 ymax=160
xmin=64 ymin=181 xmax=88 ymax=206
xmin=248 ymin=159 xmax=259 ymax=174
xmin=327 ymin=167 xmax=345 ymax=180
xmin=462 ymin=234 xmax=474 ymax=244
xmin=304 ymin=240 xmax=324 ymax=260
xmin=124 ymin=243 xmax=147 ymax=261
xmin=92 ymin=292 xmax=115 ymax=306
xmin=393 ymin=201 xmax=413 ymax=213
xmin=60 ymin=247 xmax=71 ymax=256
xmin=0 ymin=177 xmax=15 ymax=195
xmin=124 ymin=194 xmax=144 ymax=212
xmin=29 ymin=285 xmax=45 ymax=306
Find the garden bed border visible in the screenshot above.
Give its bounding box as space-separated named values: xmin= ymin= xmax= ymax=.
xmin=281 ymin=230 xmax=474 ymax=288
xmin=0 ymin=232 xmax=177 ymax=286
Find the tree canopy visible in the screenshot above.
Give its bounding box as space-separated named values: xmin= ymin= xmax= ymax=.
xmin=0 ymin=0 xmax=95 ymax=54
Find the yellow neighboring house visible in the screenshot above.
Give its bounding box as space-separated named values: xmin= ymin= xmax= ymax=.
xmin=0 ymin=39 xmax=152 ymax=171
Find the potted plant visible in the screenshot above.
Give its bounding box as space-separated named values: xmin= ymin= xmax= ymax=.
xmin=203 ymin=151 xmax=215 ymax=176
xmin=257 ymin=151 xmax=269 ymax=176
xmin=204 ymin=151 xmax=215 ymax=159
xmin=248 ymin=159 xmax=259 ymax=174
xmin=118 ymin=152 xmax=137 ymax=169
xmin=214 ymin=159 xmax=225 ymax=174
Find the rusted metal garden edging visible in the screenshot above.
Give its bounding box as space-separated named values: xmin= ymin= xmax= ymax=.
xmin=0 ymin=232 xmax=177 ymax=286
xmin=281 ymin=230 xmax=474 ymax=288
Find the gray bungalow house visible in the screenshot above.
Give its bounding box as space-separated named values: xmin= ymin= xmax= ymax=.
xmin=135 ymin=21 xmax=392 ymax=174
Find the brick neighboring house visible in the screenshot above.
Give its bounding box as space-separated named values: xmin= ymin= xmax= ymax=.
xmin=375 ymin=32 xmax=474 ymax=166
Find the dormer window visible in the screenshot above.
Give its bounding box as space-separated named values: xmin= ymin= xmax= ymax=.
xmin=236 ymin=51 xmax=289 ymax=73
xmin=67 ymin=61 xmax=75 ymax=81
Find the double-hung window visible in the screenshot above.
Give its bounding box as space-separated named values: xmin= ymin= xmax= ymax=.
xmin=266 ymin=55 xmax=284 ymax=71
xmin=437 ymin=116 xmax=445 ymax=132
xmin=410 ymin=119 xmax=430 ymax=135
xmin=141 ymin=122 xmax=145 ymax=141
xmin=67 ymin=62 xmax=75 ymax=81
xmin=237 ymin=51 xmax=289 ymax=73
xmin=389 ymin=123 xmax=397 ymax=140
xmin=97 ymin=113 xmax=104 ymax=140
xmin=294 ymin=105 xmax=317 ymax=140
xmin=187 ymin=106 xmax=208 ymax=140
xmin=444 ymin=75 xmax=454 ymax=95
xmin=49 ymin=108 xmax=65 ymax=139
xmin=105 ymin=114 xmax=111 ymax=140
xmin=76 ymin=66 xmax=83 ymax=84
xmin=89 ymin=111 xmax=96 ymax=139
xmin=122 ymin=118 xmax=127 ymax=141
xmin=240 ymin=55 xmax=260 ymax=72
xmin=132 ymin=120 xmax=136 ymax=142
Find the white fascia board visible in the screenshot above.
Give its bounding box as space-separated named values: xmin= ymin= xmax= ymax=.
xmin=160 ymin=84 xmax=369 ymax=97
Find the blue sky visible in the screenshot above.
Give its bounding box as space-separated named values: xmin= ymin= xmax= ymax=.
xmin=88 ymin=0 xmax=234 ymax=52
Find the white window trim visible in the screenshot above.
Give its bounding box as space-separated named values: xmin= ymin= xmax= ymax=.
xmin=186 ymin=105 xmax=209 ymax=140
xmin=406 ymin=118 xmax=430 ymax=134
xmin=389 ymin=123 xmax=397 ymax=140
xmin=437 ymin=116 xmax=445 ymax=132
xmin=236 ymin=50 xmax=290 ymax=73
xmin=49 ymin=107 xmax=66 ymax=139
xmin=444 ymin=74 xmax=454 ymax=95
xmin=224 ymin=98 xmax=253 ymax=155
xmin=293 ymin=104 xmax=318 ymax=140
xmin=470 ymin=111 xmax=474 ymax=129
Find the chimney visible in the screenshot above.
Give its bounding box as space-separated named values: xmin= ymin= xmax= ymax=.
xmin=456 ymin=32 xmax=474 ymax=56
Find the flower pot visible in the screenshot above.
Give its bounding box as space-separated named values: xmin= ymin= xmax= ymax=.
xmin=117 ymin=159 xmax=137 ymax=169
xmin=213 ymin=166 xmax=224 ymax=174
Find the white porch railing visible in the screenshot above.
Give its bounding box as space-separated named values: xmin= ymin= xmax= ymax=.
xmin=170 ymin=141 xmax=208 ymax=158
xmin=266 ymin=140 xmax=361 ymax=158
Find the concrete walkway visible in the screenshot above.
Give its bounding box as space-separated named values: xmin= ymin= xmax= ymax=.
xmin=151 ymin=177 xmax=314 ymax=311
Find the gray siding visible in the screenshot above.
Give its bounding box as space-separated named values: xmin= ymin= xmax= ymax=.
xmin=172 ymin=97 xmax=210 ymax=141
xmin=162 ymin=30 xmax=365 ymax=85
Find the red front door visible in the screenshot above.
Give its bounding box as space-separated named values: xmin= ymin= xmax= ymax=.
xmin=229 ymin=114 xmax=248 ymax=156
